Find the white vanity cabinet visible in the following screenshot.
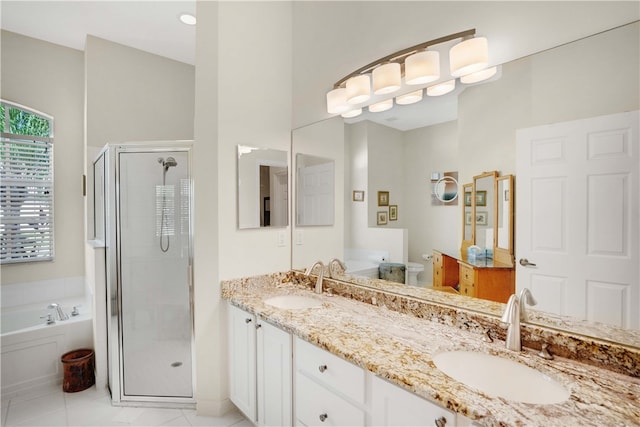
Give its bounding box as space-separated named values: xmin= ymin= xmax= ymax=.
xmin=228 ymin=303 xmax=292 ymax=426
xmin=371 ymin=375 xmax=457 ymax=427
xmin=295 ymin=337 xmax=366 ymax=426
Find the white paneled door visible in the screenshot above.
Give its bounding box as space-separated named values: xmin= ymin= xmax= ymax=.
xmin=516 ymin=111 xmax=639 ymax=329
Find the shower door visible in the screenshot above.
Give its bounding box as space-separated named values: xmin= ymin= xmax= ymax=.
xmin=117 ymin=148 xmax=193 ymax=399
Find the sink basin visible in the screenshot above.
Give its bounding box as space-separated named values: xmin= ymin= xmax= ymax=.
xmin=432 ymin=351 xmax=570 ymax=404
xmin=263 ymin=295 xmax=322 ymax=310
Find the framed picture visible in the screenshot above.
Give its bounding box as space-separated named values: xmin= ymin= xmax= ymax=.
xmin=377 ymin=211 xmax=388 ymax=225
xmin=389 ymin=205 xmax=398 ymax=221
xmin=475 ymin=210 xmax=488 ymax=225
xmin=475 ymin=190 xmax=487 ymax=206
xmin=464 ymin=192 xmax=472 ymax=207
xmin=378 ymin=191 xmax=389 ymax=206
xmin=353 ymin=190 xmax=364 ymax=202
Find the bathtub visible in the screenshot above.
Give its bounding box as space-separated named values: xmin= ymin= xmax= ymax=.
xmin=1 ymin=300 xmax=93 ymax=398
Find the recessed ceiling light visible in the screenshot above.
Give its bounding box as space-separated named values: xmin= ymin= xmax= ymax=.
xmin=179 ymin=13 xmax=196 ymax=26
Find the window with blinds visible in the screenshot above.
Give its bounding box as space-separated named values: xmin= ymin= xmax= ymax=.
xmin=0 ymin=101 xmax=54 ymax=264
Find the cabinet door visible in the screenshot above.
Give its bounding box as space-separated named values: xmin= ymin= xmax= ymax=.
xmin=257 ymin=320 xmax=292 ymax=427
xmin=371 ymin=375 xmax=454 ymax=427
xmin=228 ymin=303 xmax=257 ymax=423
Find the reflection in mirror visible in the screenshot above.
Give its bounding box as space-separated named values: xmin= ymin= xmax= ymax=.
xmin=461 ymin=183 xmax=473 ymax=252
xmin=237 ymin=145 xmax=288 ymax=229
xmin=296 ymin=153 xmax=335 ymax=226
xmin=291 ymin=22 xmax=639 ymax=348
xmin=494 ymin=175 xmax=514 ymax=266
xmin=432 ymin=172 xmax=459 ymax=204
xmin=473 ymin=171 xmax=497 ymax=252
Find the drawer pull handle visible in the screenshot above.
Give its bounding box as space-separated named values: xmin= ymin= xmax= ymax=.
xmin=318 ymin=364 xmax=328 ymax=373
xmin=245 ymin=318 xmax=252 ymax=324
xmin=435 ymin=416 xmax=447 ymax=427
xmin=319 ymin=413 xmax=328 ymax=422
xmin=256 ymin=323 xmax=262 ymax=329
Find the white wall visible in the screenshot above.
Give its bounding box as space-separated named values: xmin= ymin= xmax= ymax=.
xmin=194 ymin=1 xmax=293 ymax=415
xmin=367 ymin=122 xmax=405 ymax=228
xmin=0 ymin=31 xmax=85 ymax=286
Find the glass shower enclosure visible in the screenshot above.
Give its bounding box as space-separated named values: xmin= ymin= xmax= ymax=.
xmin=94 ymin=141 xmax=194 ymax=406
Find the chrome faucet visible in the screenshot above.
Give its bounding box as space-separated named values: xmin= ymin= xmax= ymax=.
xmin=518 ymin=288 xmax=537 ymax=322
xmin=305 ymin=261 xmax=325 ymax=294
xmin=500 ymin=294 xmax=521 ymax=351
xmin=328 ymin=258 xmax=346 ymax=278
xmin=48 ymin=303 xmax=69 ymax=321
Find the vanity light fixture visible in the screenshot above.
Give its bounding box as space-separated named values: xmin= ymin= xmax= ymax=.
xmin=346 ymin=75 xmax=371 ymax=104
xmin=426 ymin=79 xmax=456 ymax=97
xmin=369 ymin=99 xmax=393 ymax=113
xmin=396 ymin=89 xmax=423 ymax=105
xmin=342 ymin=108 xmax=363 ymax=118
xmin=405 ymin=50 xmax=440 ymax=85
xmin=449 ymin=36 xmax=488 ymax=77
xmin=327 ymin=29 xmax=494 ymax=117
xmin=179 ymin=13 xmax=197 ymax=26
xmin=460 ymin=66 xmax=497 ymax=84
xmin=373 ymin=62 xmax=402 ymax=95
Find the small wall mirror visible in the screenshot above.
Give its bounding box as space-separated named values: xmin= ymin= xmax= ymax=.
xmin=495 ymin=174 xmax=514 ymax=265
xmin=237 ymin=145 xmax=288 ymax=229
xmin=473 ymin=171 xmax=498 ymax=251
xmin=296 ymin=153 xmax=335 ymax=226
xmin=432 ymin=172 xmax=459 ymax=204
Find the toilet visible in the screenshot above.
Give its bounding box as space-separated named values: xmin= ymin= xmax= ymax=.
xmin=406 ymin=262 xmax=425 ymax=286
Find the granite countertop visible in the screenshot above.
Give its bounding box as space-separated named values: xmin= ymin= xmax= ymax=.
xmin=221 ymin=273 xmax=640 ymax=427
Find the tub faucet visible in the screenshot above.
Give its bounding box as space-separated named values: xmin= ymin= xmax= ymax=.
xmin=518 ymin=288 xmax=537 ymax=322
xmin=328 ymin=258 xmax=346 ymax=278
xmin=48 ymin=303 xmax=69 ymax=321
xmin=305 ymin=261 xmax=325 ymax=294
xmin=500 ymin=294 xmax=521 ymax=351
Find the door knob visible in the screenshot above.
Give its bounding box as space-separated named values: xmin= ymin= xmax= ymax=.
xmin=519 ymin=258 xmax=537 ymax=267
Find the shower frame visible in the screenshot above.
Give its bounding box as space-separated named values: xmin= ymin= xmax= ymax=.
xmin=96 ymin=141 xmax=195 ymax=408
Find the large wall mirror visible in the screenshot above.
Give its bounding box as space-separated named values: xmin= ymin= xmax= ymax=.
xmin=291 ymin=22 xmax=639 ymax=349
xmin=237 ymin=145 xmax=288 ymax=229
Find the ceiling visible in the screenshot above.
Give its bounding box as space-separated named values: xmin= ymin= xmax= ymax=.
xmin=1 ymin=1 xmax=196 ymax=65
xmin=2 ymin=1 xmax=638 ymax=130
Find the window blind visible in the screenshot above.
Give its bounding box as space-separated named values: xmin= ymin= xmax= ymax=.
xmin=0 ymin=135 xmax=54 ymax=263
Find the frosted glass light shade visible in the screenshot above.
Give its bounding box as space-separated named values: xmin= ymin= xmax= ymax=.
xmin=346 ymin=75 xmax=371 ymax=104
xmin=426 ymin=80 xmax=456 ymax=96
xmin=326 ymin=88 xmax=349 ymax=114
xmin=341 ymin=108 xmax=362 ymax=118
xmin=405 ymin=51 xmax=440 ymax=85
xmin=369 ymin=99 xmax=393 ymax=113
xmin=460 ymin=66 xmax=497 ymax=84
xmin=450 ymin=37 xmax=488 ymax=77
xmin=396 ymin=89 xmax=423 ymax=105
xmin=373 ymin=63 xmax=401 ymax=95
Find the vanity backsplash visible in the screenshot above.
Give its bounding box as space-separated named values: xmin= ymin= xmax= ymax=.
xmin=280 ymin=271 xmax=639 ymax=378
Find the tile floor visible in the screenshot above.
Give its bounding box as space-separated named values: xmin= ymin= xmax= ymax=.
xmin=1 ymin=383 xmax=252 ymax=427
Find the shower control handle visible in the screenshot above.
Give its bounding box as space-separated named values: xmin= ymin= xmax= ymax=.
xmin=245 ymin=318 xmax=252 ymax=324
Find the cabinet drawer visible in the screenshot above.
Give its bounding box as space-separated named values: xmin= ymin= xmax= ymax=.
xmin=459 ymin=264 xmax=475 ymax=283
xmin=295 ymin=373 xmax=365 ymax=427
xmin=433 ymin=252 xmax=443 ymax=269
xmin=295 ymin=337 xmax=365 ymax=404
xmin=459 ymin=281 xmax=475 ymax=297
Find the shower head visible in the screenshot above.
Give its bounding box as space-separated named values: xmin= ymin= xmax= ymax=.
xmin=160 ymin=157 xmax=178 ymax=169
xmin=164 ymin=157 xmax=178 ymax=168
